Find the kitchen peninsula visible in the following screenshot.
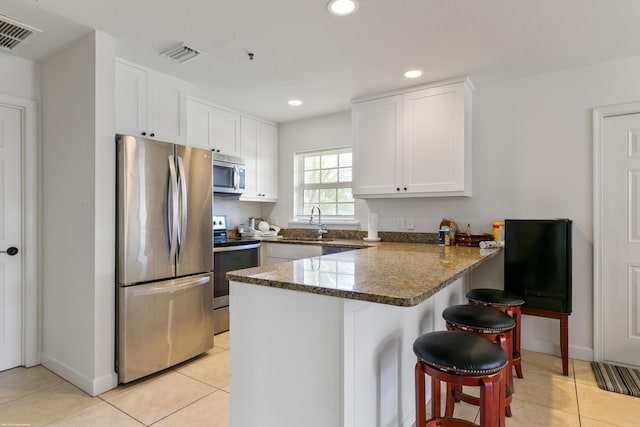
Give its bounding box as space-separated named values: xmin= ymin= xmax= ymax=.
xmin=227 ymin=242 xmax=500 ymax=427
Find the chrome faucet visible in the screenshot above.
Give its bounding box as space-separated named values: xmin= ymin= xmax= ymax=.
xmin=309 ymin=206 xmax=328 ymax=239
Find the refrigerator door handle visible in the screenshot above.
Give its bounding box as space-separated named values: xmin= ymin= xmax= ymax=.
xmin=168 ymin=155 xmax=179 ymax=263
xmin=176 ymin=155 xmax=188 ymax=259
xmin=128 ymin=274 xmax=210 ymax=296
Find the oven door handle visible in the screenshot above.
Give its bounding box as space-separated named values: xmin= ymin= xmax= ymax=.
xmin=213 ymin=243 xmax=261 ymax=252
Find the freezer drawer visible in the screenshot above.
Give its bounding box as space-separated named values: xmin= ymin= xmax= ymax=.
xmin=118 ymin=273 xmax=214 ymax=383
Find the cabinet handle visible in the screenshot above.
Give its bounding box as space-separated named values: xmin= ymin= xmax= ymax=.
xmin=141 ymin=131 xmax=147 ymax=136
xmin=396 ymin=187 xmax=400 ymax=192
xmin=404 ymin=187 xmax=407 ymax=191
xmin=150 ymin=133 xmax=155 ymax=137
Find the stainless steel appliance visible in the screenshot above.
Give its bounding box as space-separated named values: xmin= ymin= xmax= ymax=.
xmin=213 ymin=215 xmax=260 ymax=334
xmin=116 ymin=134 xmax=214 ymax=383
xmin=213 ymin=152 xmax=246 ymax=195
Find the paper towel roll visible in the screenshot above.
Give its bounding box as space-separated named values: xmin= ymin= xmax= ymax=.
xmin=367 ymin=212 xmax=379 ymax=239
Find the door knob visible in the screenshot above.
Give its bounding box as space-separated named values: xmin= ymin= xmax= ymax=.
xmin=1 ymin=247 xmax=18 ymax=256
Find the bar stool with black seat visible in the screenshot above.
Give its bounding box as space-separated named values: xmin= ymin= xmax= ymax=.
xmin=466 ymin=288 xmax=525 ymax=379
xmin=414 ymin=330 xmax=508 ymax=427
xmin=442 ymin=305 xmax=516 ymax=420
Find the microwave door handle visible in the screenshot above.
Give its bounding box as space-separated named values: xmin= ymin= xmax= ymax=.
xmin=176 ymin=155 xmax=188 ymax=259
xmin=167 ymin=155 xmax=178 ymax=263
xmin=234 ymin=165 xmax=240 ymax=192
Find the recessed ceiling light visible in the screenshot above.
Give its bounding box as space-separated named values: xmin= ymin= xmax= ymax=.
xmin=404 ymin=70 xmax=423 ymax=79
xmin=327 ymin=0 xmax=359 ymax=16
xmin=288 ymin=99 xmax=303 ymax=106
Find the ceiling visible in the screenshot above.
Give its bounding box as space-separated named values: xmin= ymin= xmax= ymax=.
xmin=4 ymin=0 xmax=640 ymax=123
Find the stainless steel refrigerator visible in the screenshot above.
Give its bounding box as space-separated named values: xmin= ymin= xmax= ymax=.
xmin=116 ymin=134 xmax=214 ymax=383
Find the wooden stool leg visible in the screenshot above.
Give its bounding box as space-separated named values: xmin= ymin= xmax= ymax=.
xmin=415 ymin=362 xmax=426 ymax=427
xmin=506 ymin=306 xmax=523 ymax=379
xmin=431 ymin=373 xmax=441 ymax=419
xmin=561 ymin=313 xmax=569 ymax=376
xmin=445 ymin=383 xmax=455 ymax=417
xmin=479 ymin=376 xmax=496 ymax=427
xmin=498 ymin=371 xmax=506 ymax=427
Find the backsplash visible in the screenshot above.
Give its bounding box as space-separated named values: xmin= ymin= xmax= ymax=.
xmin=228 ymin=228 xmax=439 ymax=244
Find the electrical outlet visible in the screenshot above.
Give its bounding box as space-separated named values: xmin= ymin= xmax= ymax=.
xmin=397 ymin=217 xmax=405 ymax=229
xmin=406 ymin=218 xmax=415 ymax=230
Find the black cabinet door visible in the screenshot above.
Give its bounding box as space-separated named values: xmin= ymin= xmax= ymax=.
xmin=504 ymin=219 xmax=572 ymax=313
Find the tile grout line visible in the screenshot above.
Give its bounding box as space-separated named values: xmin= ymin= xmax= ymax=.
xmin=146 ymin=388 xmax=223 ymax=426
xmin=98 ymin=397 xmax=147 ymax=426
xmin=572 ymin=359 xmax=583 ymax=426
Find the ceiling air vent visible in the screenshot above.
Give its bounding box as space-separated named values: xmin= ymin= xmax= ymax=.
xmin=0 ymin=14 xmax=42 ymax=52
xmin=161 ymin=43 xmax=202 ymax=64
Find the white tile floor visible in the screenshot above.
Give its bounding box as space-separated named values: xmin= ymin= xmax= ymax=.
xmin=0 ymin=333 xmax=638 ymax=426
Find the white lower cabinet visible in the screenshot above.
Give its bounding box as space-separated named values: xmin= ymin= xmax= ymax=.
xmin=229 ymin=275 xmax=469 ymax=427
xmin=262 ymin=242 xmax=322 ymax=265
xmin=352 ymin=77 xmax=473 ymax=198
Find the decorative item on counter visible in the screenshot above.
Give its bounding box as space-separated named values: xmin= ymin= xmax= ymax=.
xmin=364 ymin=212 xmax=381 ymax=242
xmin=439 ymin=218 xmax=458 ymax=245
xmin=240 ymin=217 xmax=280 ymax=238
xmin=479 ymin=240 xmax=504 ymax=249
xmin=448 ymin=221 xmax=458 ymax=245
xmin=455 ymin=224 xmax=493 ymax=247
xmin=439 ymin=226 xmax=450 ymax=245
xmin=492 ymin=221 xmax=505 ymax=242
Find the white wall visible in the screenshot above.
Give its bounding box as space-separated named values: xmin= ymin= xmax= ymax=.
xmin=271 ymin=55 xmax=640 ymax=361
xmin=215 ymin=196 xmax=264 ymax=231
xmin=0 ymin=54 xmax=39 ymax=100
xmin=40 ymin=31 xmax=117 ymax=396
xmin=261 ymin=111 xmax=366 ymax=227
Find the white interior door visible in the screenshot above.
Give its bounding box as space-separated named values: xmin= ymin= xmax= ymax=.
xmin=0 ymin=103 xmax=23 ymax=371
xmin=602 ymin=112 xmax=640 ymax=367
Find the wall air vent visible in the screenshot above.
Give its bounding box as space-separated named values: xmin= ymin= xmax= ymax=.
xmin=0 ymin=14 xmax=43 ymax=52
xmin=161 ymin=43 xmax=202 ymax=64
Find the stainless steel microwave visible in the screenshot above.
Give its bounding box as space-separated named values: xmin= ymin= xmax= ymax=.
xmin=212 ymin=152 xmax=246 ymax=195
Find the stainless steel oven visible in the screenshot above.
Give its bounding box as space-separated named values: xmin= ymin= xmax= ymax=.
xmin=213 ymin=215 xmax=260 ymax=334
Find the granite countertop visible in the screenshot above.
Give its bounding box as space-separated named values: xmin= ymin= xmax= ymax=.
xmin=227 ymin=241 xmax=500 ymax=307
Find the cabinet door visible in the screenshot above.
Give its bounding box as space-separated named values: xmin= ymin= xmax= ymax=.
xmin=403 ymin=83 xmax=469 ymax=195
xmin=240 ymin=116 xmax=259 ymax=198
xmin=148 ymin=73 xmax=187 ymax=144
xmin=115 ymin=61 xmax=148 ymax=136
xmin=258 ymin=122 xmax=278 ymax=200
xmin=186 ymin=99 xmax=211 ymax=149
xmin=211 ymin=107 xmax=240 ymax=155
xmin=264 ymin=243 xmax=322 ymax=260
xmin=352 ymin=95 xmax=403 ymax=196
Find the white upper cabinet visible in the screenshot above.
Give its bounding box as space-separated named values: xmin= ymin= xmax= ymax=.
xmin=240 ymin=118 xmax=278 ymax=202
xmin=257 ymin=122 xmax=278 ymax=201
xmin=211 ymin=107 xmax=241 ymax=155
xmin=351 ymin=95 xmax=403 ymax=195
xmin=116 ymin=59 xmax=187 ymax=144
xmin=240 ymin=116 xmax=259 ymax=197
xmin=185 ymin=98 xmax=210 ymax=149
xmin=186 ymin=98 xmax=240 ymax=155
xmin=352 ymin=78 xmax=472 ymax=198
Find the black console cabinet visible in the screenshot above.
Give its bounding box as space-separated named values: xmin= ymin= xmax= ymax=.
xmin=504 ymin=218 xmax=572 ymax=375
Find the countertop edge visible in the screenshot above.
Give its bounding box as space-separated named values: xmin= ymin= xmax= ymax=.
xmin=227 ymin=243 xmax=501 ymax=307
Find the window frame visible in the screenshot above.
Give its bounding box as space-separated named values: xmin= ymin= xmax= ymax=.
xmin=294 ymin=146 xmax=355 ymax=222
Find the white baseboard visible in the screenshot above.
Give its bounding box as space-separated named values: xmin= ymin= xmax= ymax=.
xmin=41 ymin=352 xmax=117 ymax=396
xmin=521 ymin=339 xmax=594 ymax=363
